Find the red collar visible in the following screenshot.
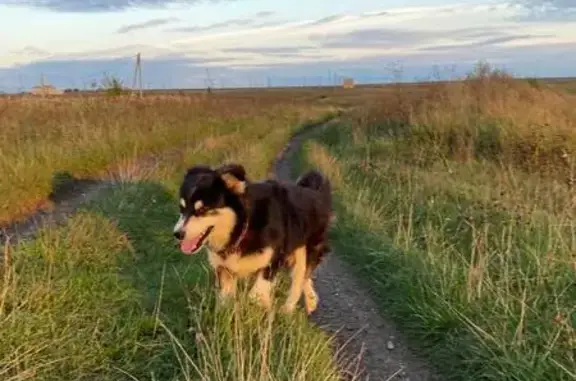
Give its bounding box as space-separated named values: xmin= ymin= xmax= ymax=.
xmin=221 ymin=220 xmax=249 ymax=255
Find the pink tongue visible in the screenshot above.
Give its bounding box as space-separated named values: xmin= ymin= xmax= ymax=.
xmin=180 ymin=236 xmax=202 ymax=255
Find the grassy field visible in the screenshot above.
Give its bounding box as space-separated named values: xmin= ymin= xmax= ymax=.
xmin=300 ymin=66 xmax=576 ymax=380
xmin=0 ymin=94 xmax=343 ymax=380
xmin=0 ymin=93 xmax=335 ymax=224
xmin=2 ymin=67 xmax=575 ymax=381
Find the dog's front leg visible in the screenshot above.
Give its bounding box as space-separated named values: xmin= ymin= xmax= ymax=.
xmin=217 ymin=266 xmax=237 ymax=302
xmin=249 ymin=269 xmax=275 ymax=309
xmin=208 ymin=250 xmax=237 ymax=303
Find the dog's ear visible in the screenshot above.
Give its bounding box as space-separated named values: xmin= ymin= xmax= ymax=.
xmin=216 ymin=163 xmax=247 ymax=195
xmin=216 ymin=163 xmax=246 ymax=181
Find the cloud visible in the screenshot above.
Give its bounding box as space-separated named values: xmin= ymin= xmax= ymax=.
xmin=310 ymin=28 xmax=433 ymax=48
xmin=49 ymin=44 xmax=178 ymax=60
xmin=360 ymin=10 xmax=389 ymax=18
xmin=420 ymin=34 xmax=554 ymax=51
xmin=222 ymin=46 xmax=311 ymax=55
xmin=0 ymin=0 xmax=233 ymax=12
xmin=310 ymin=26 xmax=552 ymax=50
xmin=10 ymin=46 xmax=50 ymax=57
xmin=172 ymin=18 xmax=253 ymax=32
xmin=221 ymin=46 xmax=329 ymax=59
xmin=169 ymin=11 xmax=275 ymax=33
xmin=306 ymin=14 xmax=347 ymax=26
xmin=255 ymin=11 xmax=275 ymax=18
xmin=117 ymin=17 xmax=180 ymax=33
xmin=516 ymin=0 xmax=576 ymax=21
xmin=522 ymin=0 xmax=576 ymax=8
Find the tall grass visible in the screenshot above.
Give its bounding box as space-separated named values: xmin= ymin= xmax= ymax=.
xmin=301 ymin=65 xmax=576 ymax=381
xmin=0 ymin=95 xmax=342 ymax=381
xmin=360 ymin=63 xmax=576 ymax=182
xmin=0 ymin=94 xmax=331 ymax=224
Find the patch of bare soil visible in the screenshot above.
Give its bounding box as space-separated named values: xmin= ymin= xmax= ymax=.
xmin=272 ymin=123 xmax=438 ymax=381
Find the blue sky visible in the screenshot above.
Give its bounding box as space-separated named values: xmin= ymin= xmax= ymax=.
xmin=0 ymin=0 xmax=575 ymax=92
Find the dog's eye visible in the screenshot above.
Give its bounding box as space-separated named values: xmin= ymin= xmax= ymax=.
xmin=196 ymin=206 xmax=208 ymax=215
xmin=197 ymin=207 xmax=218 ymax=216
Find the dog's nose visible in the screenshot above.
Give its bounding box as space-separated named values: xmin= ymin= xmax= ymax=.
xmin=174 ymin=230 xmax=184 ymax=240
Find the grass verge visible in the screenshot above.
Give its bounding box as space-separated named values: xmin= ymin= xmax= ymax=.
xmin=299 ymin=67 xmax=576 ymax=381
xmin=0 ymin=100 xmax=343 ymax=381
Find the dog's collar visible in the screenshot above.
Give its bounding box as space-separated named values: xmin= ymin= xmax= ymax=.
xmin=219 ymin=219 xmax=249 ymax=255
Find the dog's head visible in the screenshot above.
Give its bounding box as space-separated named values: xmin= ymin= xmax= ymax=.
xmin=173 ymin=163 xmax=247 ymax=255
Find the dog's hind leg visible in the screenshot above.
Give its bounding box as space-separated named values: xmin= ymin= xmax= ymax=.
xmin=281 ymin=246 xmax=307 ymax=314
xmin=302 ymin=240 xmax=328 ymax=314
xmin=302 ymin=278 xmax=319 ymax=315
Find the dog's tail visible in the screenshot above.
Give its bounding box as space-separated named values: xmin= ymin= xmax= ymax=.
xmin=296 ymin=169 xmax=336 ymax=224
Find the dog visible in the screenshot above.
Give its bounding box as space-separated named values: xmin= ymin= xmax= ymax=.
xmin=173 ymin=163 xmax=332 ymax=315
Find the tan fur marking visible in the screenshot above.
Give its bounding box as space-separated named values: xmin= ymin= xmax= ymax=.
xmin=181 ymin=206 xmax=236 ymax=252
xmin=194 ymin=200 xmax=204 ymax=210
xmin=249 ymin=270 xmax=274 ymax=309
xmin=221 ymin=173 xmax=246 ymax=195
xmin=208 ymin=247 xmax=273 ymax=279
xmin=282 ymin=246 xmax=307 ymax=314
xmin=303 ymin=278 xmax=319 ymax=315
xmin=206 ymin=207 xmax=236 ymax=251
xmin=180 ymin=198 xmax=186 ymax=208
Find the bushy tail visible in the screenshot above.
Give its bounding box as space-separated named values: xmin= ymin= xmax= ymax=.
xmin=296 ymin=169 xmax=336 ymax=223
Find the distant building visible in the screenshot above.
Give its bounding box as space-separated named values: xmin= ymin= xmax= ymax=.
xmin=342 ymin=77 xmax=355 ymax=89
xmin=30 ymin=84 xmax=63 ymax=96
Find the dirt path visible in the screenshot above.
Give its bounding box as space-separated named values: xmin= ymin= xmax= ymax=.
xmin=0 ymin=181 xmax=112 ymax=246
xmin=273 ymin=123 xmax=437 ymax=381
xmin=0 ymin=148 xmax=181 ymax=247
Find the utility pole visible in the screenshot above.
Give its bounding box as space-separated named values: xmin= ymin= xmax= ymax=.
xmin=132 ymin=52 xmax=143 ymax=98
xmin=204 ymin=68 xmax=215 ymax=93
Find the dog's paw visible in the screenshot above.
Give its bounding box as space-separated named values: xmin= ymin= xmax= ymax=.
xmin=249 ymin=289 xmax=272 ymax=309
xmin=304 ymin=290 xmax=319 ymax=315
xmin=280 ymin=303 xmax=296 ymax=315
xmin=217 ymin=292 xmax=234 ymax=307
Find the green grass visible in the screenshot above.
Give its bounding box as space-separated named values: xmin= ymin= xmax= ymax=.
xmin=299 ymin=69 xmax=576 ymax=381
xmin=0 ymin=100 xmax=343 ymax=381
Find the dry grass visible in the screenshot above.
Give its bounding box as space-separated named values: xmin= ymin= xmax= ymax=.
xmin=0 ymin=94 xmax=332 ymax=224
xmin=359 ymin=64 xmax=576 ymax=182
xmin=300 ymin=64 xmax=576 ymax=381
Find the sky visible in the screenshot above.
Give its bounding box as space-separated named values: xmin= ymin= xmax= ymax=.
xmin=0 ymin=0 xmax=575 ymax=92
